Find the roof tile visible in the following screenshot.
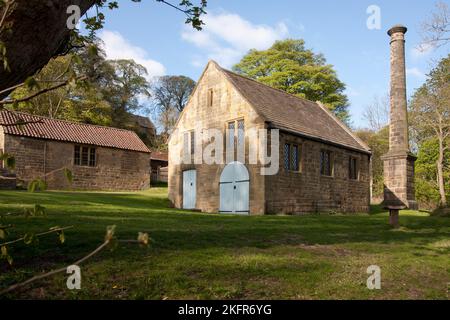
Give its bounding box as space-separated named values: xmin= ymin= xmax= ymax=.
xmin=0 ymin=110 xmax=151 ymax=153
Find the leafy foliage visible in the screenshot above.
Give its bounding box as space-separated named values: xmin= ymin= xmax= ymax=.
xmin=151 ymin=75 xmax=196 ymax=138
xmin=233 ymin=39 xmax=350 ymax=123
xmin=9 ymin=43 xmax=151 ymax=132
xmin=355 ymin=127 xmax=389 ymax=198
xmin=410 ymin=54 xmax=450 ymax=208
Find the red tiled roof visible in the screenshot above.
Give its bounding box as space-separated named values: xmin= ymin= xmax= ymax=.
xmin=150 ymin=151 xmax=168 ymax=162
xmin=0 ymin=110 xmax=151 ymax=153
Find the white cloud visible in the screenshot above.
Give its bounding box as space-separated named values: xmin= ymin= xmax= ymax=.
xmin=181 ymin=11 xmax=289 ymax=68
xmin=99 ymin=30 xmax=166 ymax=79
xmin=406 ymin=67 xmax=425 ymax=79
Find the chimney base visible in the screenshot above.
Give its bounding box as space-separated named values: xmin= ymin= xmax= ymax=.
xmin=381 ymin=152 xmax=418 ymax=210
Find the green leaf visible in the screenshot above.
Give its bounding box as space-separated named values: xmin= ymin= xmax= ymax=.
xmin=23 ymin=233 xmax=34 ymax=245
xmin=0 ymin=228 xmax=5 ymax=239
xmin=24 ymin=76 xmax=39 ymax=90
xmin=0 ymin=152 xmax=15 ymax=170
xmin=105 ymin=225 xmax=116 ymax=242
xmin=33 ymin=204 xmax=46 ymax=216
xmin=137 ymin=232 xmax=149 ymax=246
xmin=37 ymin=179 xmax=47 ymax=191
xmin=59 ymin=231 xmax=65 ymax=244
xmin=1 ymin=245 xmax=7 ymax=257
xmin=5 ymin=156 xmax=15 ymax=170
xmin=6 ymin=254 xmax=13 ymax=265
xmin=63 ymin=168 xmax=73 ymax=184
xmin=27 ymin=180 xmax=37 ymax=193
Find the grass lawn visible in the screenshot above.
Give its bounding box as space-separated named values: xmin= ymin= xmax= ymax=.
xmin=0 ymin=188 xmax=449 ymax=299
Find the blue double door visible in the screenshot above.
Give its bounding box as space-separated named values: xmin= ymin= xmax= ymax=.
xmin=219 ymin=162 xmax=250 ymax=214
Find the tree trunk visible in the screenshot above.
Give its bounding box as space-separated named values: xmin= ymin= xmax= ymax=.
xmin=0 ymin=0 xmax=96 ymax=98
xmin=437 ymin=137 xmax=447 ymax=207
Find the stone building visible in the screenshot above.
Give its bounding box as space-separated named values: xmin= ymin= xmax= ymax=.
xmin=0 ymin=110 xmax=151 ymax=190
xmin=168 ymin=61 xmax=371 ymax=215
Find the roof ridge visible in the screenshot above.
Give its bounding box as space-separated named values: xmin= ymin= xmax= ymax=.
xmin=219 ymin=65 xmax=319 ymax=106
xmin=2 ymin=109 xmax=137 ymax=134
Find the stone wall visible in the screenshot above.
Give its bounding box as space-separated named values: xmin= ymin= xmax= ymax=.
xmin=168 ymin=61 xmax=267 ymax=214
xmin=169 ymin=61 xmax=371 ymax=215
xmin=265 ymin=132 xmax=371 ymax=214
xmin=2 ymin=133 xmax=150 ymax=191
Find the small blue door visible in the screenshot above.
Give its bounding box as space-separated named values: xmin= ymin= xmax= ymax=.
xmin=183 ymin=170 xmax=196 ymax=209
xmin=219 ymin=162 xmax=249 ymax=214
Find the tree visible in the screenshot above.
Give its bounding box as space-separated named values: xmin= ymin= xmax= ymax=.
xmin=415 ymin=138 xmax=450 ymax=209
xmin=8 ymin=44 xmax=151 ymax=129
xmin=0 ymin=0 xmax=207 ymax=97
xmin=151 ymin=75 xmax=196 ymax=138
xmin=362 ymin=94 xmax=389 ymax=132
xmin=410 ymin=55 xmax=450 ymax=208
xmin=9 ymin=48 xmax=112 ymax=125
xmin=355 ymin=127 xmax=389 ymax=198
xmin=419 ymin=1 xmax=450 ymax=51
xmin=233 ymin=39 xmax=350 ymax=123
xmin=104 ymin=59 xmax=151 ymax=127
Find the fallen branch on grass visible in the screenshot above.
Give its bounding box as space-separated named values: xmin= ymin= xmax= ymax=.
xmin=0 ymin=238 xmax=110 ymax=296
xmin=0 ymin=226 xmax=150 ymax=296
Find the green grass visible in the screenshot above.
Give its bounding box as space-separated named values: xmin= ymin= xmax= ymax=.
xmin=0 ymin=188 xmax=449 ymax=299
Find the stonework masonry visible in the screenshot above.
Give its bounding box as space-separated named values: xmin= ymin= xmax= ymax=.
xmin=169 ymin=62 xmax=371 ymax=215
xmin=382 ymin=25 xmax=417 ymax=210
xmin=1 ymin=133 xmax=150 ymax=191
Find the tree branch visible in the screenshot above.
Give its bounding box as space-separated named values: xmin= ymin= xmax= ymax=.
xmin=0 ymin=226 xmax=73 ymax=247
xmin=0 ymin=75 xmax=87 ymax=106
xmin=0 ymin=238 xmax=109 ymax=296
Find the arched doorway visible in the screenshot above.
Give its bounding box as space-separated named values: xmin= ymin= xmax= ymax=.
xmin=219 ymin=161 xmax=249 ymax=214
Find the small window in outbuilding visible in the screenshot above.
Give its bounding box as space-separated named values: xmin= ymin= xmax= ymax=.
xmin=74 ymin=145 xmax=96 ymax=167
xmin=74 ymin=146 xmax=81 ymax=166
xmin=207 ymin=89 xmax=213 ymax=107
xmin=320 ymin=150 xmax=333 ymax=176
xmin=349 ymin=157 xmax=358 ymax=180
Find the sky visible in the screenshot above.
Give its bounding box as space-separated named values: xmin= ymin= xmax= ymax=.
xmin=88 ymin=0 xmax=449 ymax=129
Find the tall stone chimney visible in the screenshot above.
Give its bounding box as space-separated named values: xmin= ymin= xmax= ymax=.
xmin=382 ymin=25 xmax=418 ymax=222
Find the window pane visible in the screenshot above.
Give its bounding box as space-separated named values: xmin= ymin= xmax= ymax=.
xmin=291 ymin=145 xmax=298 ymax=171
xmin=284 ymin=144 xmax=290 ymax=170
xmin=237 ymin=120 xmax=245 ymax=148
xmin=89 ymin=148 xmax=96 ymax=167
xmin=321 ymin=150 xmax=331 ymax=176
xmin=183 ymin=132 xmax=189 ymax=157
xmin=74 ymin=146 xmax=80 ymax=166
xmin=326 ymin=151 xmax=331 ymax=176
xmin=190 ymin=131 xmax=195 ymax=155
xmin=81 ymin=147 xmax=89 ymax=166
xmin=349 ymin=157 xmax=357 ymax=180
xmin=228 ymin=122 xmax=235 ymax=151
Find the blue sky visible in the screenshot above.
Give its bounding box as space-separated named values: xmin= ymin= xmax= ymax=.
xmin=91 ymin=0 xmax=449 ymax=129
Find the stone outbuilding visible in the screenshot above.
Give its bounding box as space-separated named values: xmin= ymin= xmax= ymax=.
xmin=0 ymin=110 xmax=151 ymax=190
xmin=168 ymin=61 xmax=372 ymax=215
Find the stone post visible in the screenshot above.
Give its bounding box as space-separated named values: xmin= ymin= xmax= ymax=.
xmin=381 ymin=25 xmax=418 ymax=219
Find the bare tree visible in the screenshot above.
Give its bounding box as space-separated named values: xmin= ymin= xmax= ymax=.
xmin=362 ymin=94 xmax=389 ymax=132
xmin=151 ymin=75 xmax=195 ymax=138
xmin=419 ymin=1 xmax=450 ymax=51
